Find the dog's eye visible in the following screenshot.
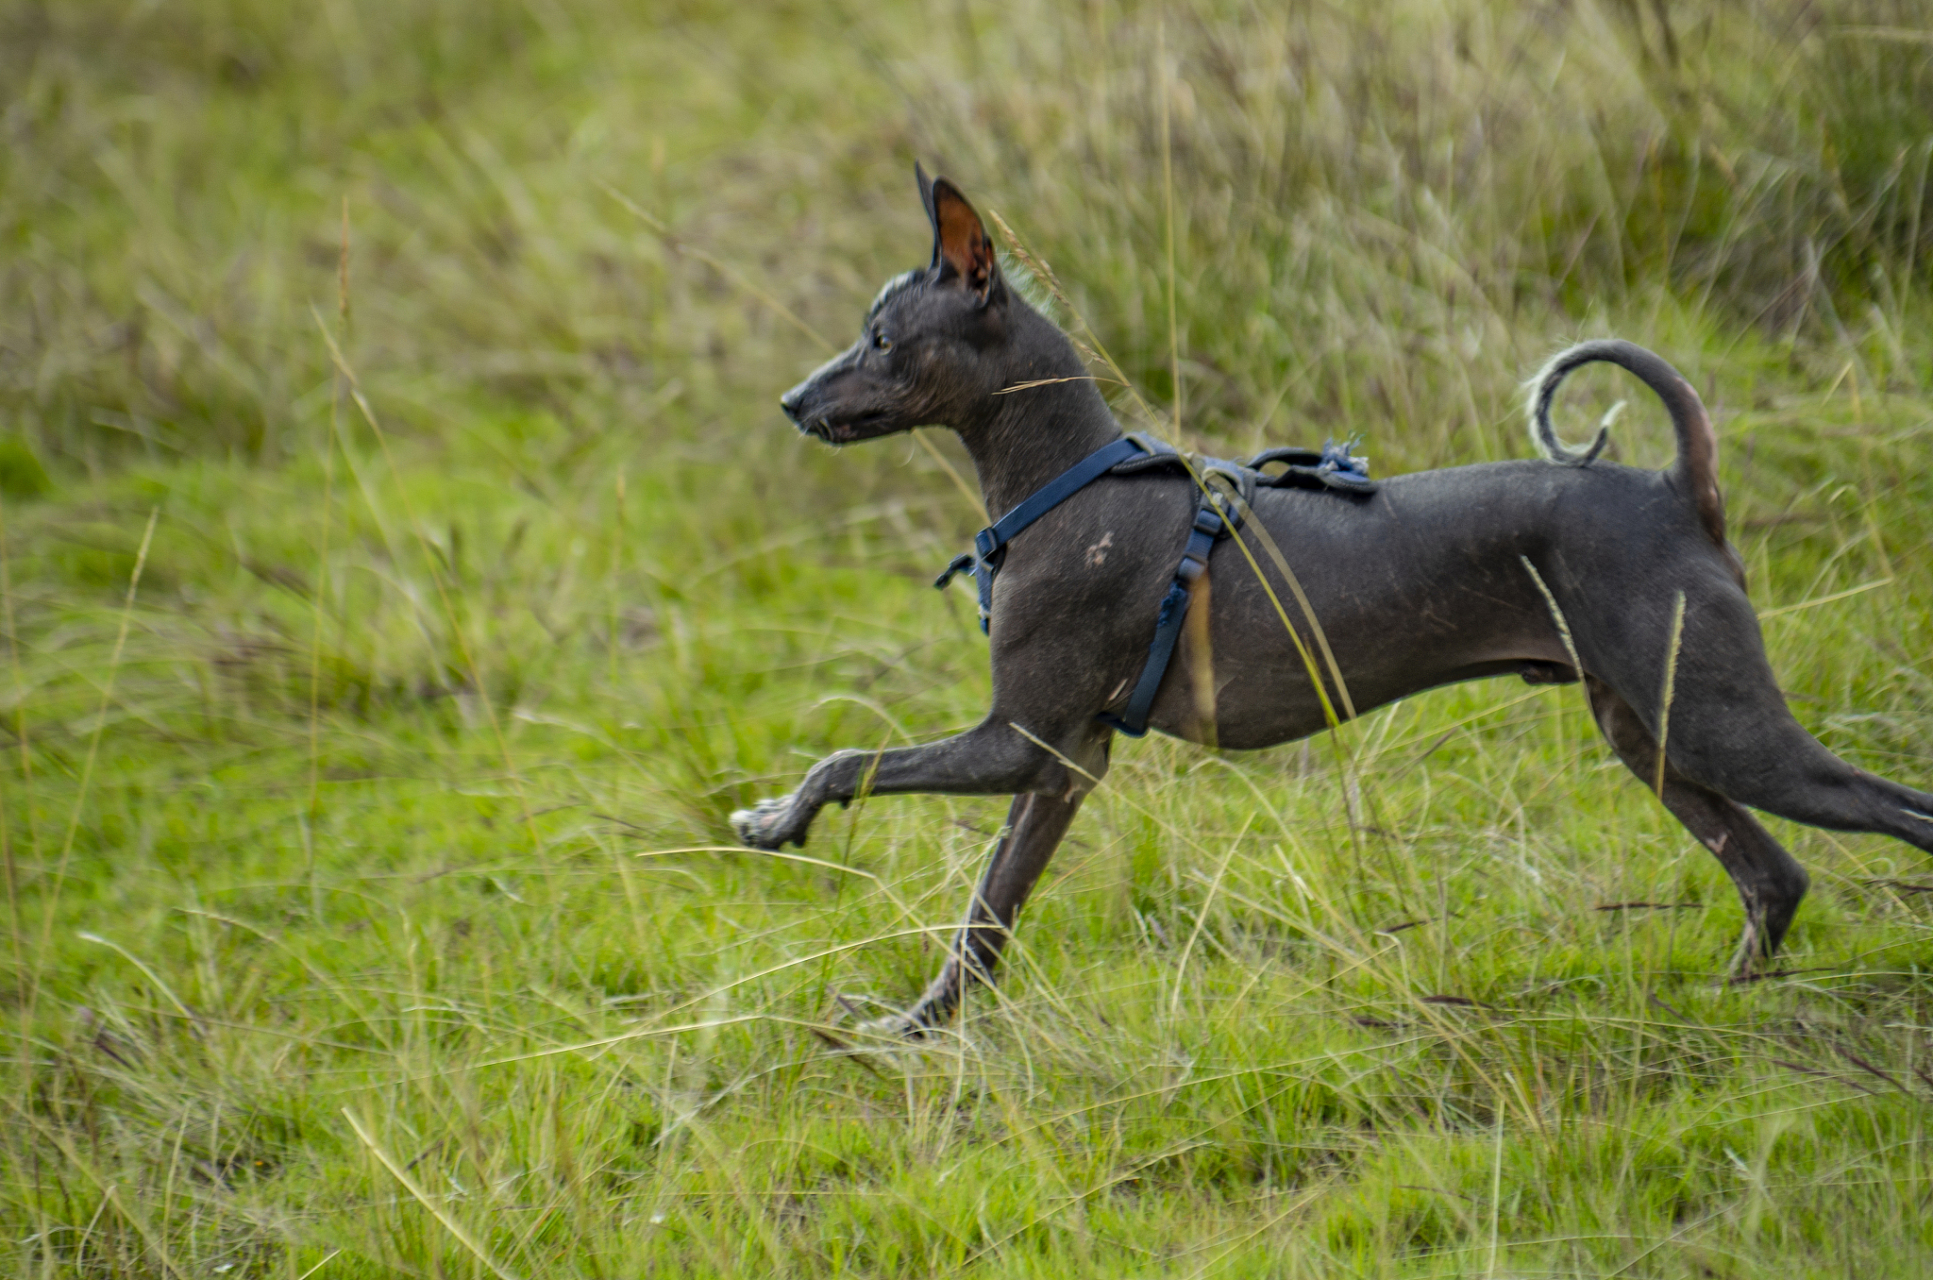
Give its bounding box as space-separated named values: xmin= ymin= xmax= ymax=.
xmin=872 ymin=330 xmax=893 ymax=352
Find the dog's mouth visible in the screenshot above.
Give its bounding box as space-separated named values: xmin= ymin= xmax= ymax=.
xmin=801 ymin=412 xmax=887 ymax=445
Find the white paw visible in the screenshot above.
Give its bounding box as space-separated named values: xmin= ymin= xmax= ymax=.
xmin=730 ymin=794 xmax=796 ymax=850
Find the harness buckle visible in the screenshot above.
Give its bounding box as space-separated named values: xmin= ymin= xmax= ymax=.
xmin=933 ymin=552 xmax=977 ymax=591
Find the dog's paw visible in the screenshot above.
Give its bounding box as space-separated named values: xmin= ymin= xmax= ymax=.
xmin=857 ymin=1013 xmax=937 ymax=1043
xmin=731 ymin=794 xmax=803 ymax=850
xmin=808 ymin=1015 xmax=942 ymax=1064
xmin=856 ymin=997 xmax=960 ymax=1043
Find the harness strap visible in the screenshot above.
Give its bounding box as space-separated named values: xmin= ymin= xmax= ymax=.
xmin=1098 ymin=505 xmax=1224 ymax=737
xmin=983 ymin=436 xmax=1150 ymax=552
xmin=933 ymin=435 xmax=1150 ymax=631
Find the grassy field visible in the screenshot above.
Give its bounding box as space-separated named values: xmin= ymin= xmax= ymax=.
xmin=5 ymin=0 xmax=1933 ymax=1274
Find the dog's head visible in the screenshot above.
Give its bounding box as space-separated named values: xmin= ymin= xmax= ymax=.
xmin=780 ymin=166 xmax=1018 ymax=444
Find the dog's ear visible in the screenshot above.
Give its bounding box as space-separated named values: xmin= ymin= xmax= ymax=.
xmin=916 ymin=161 xmax=938 ymax=232
xmin=925 ymin=176 xmax=998 ymax=304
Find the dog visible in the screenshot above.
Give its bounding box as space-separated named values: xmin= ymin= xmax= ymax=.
xmin=733 ymin=166 xmax=1933 ymax=1036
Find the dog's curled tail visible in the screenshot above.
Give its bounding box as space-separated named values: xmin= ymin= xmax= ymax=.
xmin=1527 ymin=338 xmax=1726 ymax=548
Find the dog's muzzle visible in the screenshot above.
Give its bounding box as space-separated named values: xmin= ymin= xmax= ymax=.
xmin=779 ymin=381 xmax=811 ymax=426
xmin=779 ymin=381 xmax=839 ymax=441
xmin=780 ymin=381 xmax=878 ymax=444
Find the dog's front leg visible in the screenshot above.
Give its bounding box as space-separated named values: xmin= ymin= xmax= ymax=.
xmin=886 ymin=790 xmax=1084 ymax=1035
xmin=731 ymin=717 xmax=1086 ymax=851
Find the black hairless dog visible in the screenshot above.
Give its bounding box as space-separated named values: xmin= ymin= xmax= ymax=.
xmin=735 ymin=167 xmax=1933 ymax=1035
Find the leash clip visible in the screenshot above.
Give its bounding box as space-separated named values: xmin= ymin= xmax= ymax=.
xmin=933 ymin=552 xmax=976 ymax=591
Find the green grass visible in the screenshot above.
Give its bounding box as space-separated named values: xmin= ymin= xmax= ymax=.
xmin=4 ymin=0 xmax=1933 ymax=1275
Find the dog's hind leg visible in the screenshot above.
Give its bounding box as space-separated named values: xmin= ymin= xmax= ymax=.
xmin=1584 ymin=676 xmax=1811 ymax=978
xmin=877 ymin=790 xmax=1085 ymax=1036
xmin=1573 ymin=581 xmax=1933 ymax=855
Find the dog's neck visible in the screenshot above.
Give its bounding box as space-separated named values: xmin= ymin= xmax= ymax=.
xmin=952 ymin=309 xmax=1124 ymax=519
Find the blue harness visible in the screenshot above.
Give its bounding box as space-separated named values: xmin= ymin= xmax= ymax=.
xmin=934 ymin=434 xmax=1375 ymax=737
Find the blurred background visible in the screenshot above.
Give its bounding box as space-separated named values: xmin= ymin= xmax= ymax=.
xmin=7 ymin=0 xmax=1931 ymax=473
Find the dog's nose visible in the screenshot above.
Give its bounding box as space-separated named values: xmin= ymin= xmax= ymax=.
xmin=779 ymin=383 xmax=809 ymax=423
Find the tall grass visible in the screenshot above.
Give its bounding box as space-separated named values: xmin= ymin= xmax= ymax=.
xmin=5 ymin=0 xmax=1930 ymax=469
xmin=3 ymin=0 xmax=1933 ymax=1275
